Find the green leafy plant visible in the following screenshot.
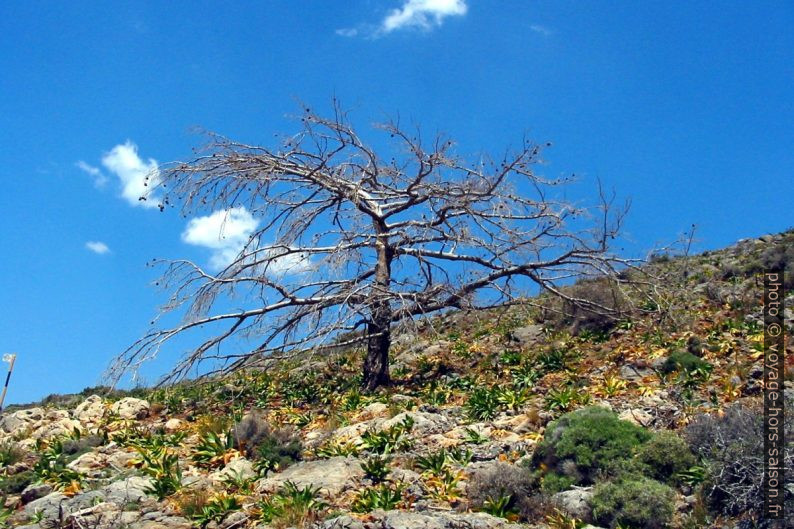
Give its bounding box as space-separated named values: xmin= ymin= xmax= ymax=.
xmin=137 ymin=448 xmax=182 ymax=500
xmin=465 ymin=387 xmax=500 ymax=420
xmin=255 ymin=481 xmax=327 ymax=528
xmin=352 ymin=483 xmax=403 ymax=512
xmin=191 ymin=493 xmax=242 ymax=527
xmin=496 ymin=387 xmax=530 ymax=411
xmin=463 ymin=427 xmax=489 ymax=445
xmin=192 ymin=430 xmax=235 ymax=469
xmin=535 ymin=348 xmax=569 ymax=373
xmin=415 ymin=450 xmax=450 ymax=475
xmin=361 ymin=455 xmax=391 ymax=483
xmin=482 ymin=494 xmax=514 ymax=518
xmin=360 ymin=416 xmax=414 ymax=454
xmin=510 ymin=364 xmax=540 ymax=389
xmin=220 ymin=469 xmax=257 ymax=494
xmin=33 ymin=438 xmax=84 ymax=492
xmin=544 ymin=386 xmax=587 ymax=412
xmin=313 ymin=439 xmax=360 ymax=458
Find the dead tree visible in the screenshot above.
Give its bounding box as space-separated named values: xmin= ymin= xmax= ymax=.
xmin=109 ymin=104 xmax=631 ymax=391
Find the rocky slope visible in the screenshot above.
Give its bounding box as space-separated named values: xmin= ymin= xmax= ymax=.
xmin=1 ymin=231 xmax=792 ymax=529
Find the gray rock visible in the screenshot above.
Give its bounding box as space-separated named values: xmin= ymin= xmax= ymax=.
xmin=110 ymin=398 xmax=150 ymax=420
xmin=377 ymin=511 xmax=517 ymax=529
xmin=620 ymin=364 xmax=654 ymax=381
xmin=618 ymin=408 xmax=654 ymax=427
xmin=381 ymin=411 xmax=453 ymax=436
xmin=320 ymin=515 xmax=365 ymax=529
xmin=256 ymin=456 xmax=363 ymax=497
xmin=24 ymin=492 xmax=67 ymax=522
xmin=509 ymin=324 xmax=544 ymax=347
xmin=552 ymin=486 xmax=594 ymax=522
xmin=0 ymin=408 xmax=44 ymax=433
xmin=72 ymin=395 xmax=106 ymax=424
xmin=21 ymin=483 xmax=53 ymax=504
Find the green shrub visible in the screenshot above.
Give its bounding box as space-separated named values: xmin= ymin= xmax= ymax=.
xmin=635 ymin=431 xmax=695 ymax=486
xmin=590 ymin=477 xmax=675 ymax=529
xmin=532 ymin=406 xmax=651 ymax=486
xmin=659 ymin=351 xmax=711 ymax=375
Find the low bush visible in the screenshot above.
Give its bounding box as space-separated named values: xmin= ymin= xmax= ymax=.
xmin=532 ymin=406 xmax=651 ymax=487
xmin=0 ymin=469 xmax=35 ymax=495
xmin=635 ymin=430 xmax=696 ymax=486
xmin=467 ymin=463 xmax=539 ymax=521
xmin=685 ymin=401 xmax=793 ymax=517
xmin=590 ymin=477 xmax=675 ymax=529
xmin=0 ymin=442 xmax=24 ymax=468
xmin=232 ymin=412 xmax=302 ymax=473
xmin=659 ymin=351 xmax=711 ymax=375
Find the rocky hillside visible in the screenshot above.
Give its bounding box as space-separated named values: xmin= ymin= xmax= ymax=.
xmin=1 ymin=231 xmax=792 ymax=529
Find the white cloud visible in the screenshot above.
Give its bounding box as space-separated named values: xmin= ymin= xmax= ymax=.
xmin=530 ymin=24 xmax=553 ymax=36
xmin=76 ymin=160 xmax=109 ymax=188
xmin=335 ymin=27 xmax=359 ymax=37
xmin=85 ymin=241 xmax=111 ymax=255
xmin=101 ymin=141 xmax=161 ymax=208
xmin=182 ymin=207 xmax=311 ymax=274
xmin=182 ymin=207 xmax=260 ymax=270
xmin=381 ymin=0 xmax=467 ymax=33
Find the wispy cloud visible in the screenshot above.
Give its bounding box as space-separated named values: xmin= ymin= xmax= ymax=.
xmin=335 ymin=27 xmax=359 ymax=38
xmin=76 ymin=160 xmax=109 ymax=188
xmin=85 ymin=241 xmax=111 ymax=255
xmin=338 ymin=0 xmax=467 ymax=38
xmin=101 ymin=141 xmax=161 ymax=208
xmin=529 ymin=24 xmax=553 ymax=36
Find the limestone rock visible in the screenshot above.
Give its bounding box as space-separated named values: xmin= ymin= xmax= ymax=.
xmin=618 ymin=408 xmax=654 ymax=427
xmin=257 ymin=456 xmax=363 ymax=497
xmin=72 ymin=395 xmax=107 ymax=424
xmin=509 ymin=324 xmax=544 ymax=347
xmin=20 ymin=483 xmax=53 ymax=505
xmin=111 ymin=398 xmax=150 ymax=420
xmin=552 ymin=486 xmax=594 ymax=522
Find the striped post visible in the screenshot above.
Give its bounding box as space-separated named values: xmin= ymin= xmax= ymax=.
xmin=0 ymin=353 xmax=16 ymax=412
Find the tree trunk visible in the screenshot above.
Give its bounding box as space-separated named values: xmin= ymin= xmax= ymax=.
xmin=362 ymin=230 xmax=393 ymax=391
xmin=362 ymin=306 xmax=391 ymax=391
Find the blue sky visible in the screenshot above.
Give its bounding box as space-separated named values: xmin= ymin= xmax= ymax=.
xmin=1 ymin=1 xmax=791 ymax=404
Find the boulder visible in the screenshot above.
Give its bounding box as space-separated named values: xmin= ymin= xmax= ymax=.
xmin=72 ymin=395 xmax=107 ymax=424
xmin=111 ymin=398 xmax=150 ymax=420
xmin=0 ymin=408 xmax=44 ymax=434
xmin=509 ymin=324 xmax=544 ymax=347
xmin=20 ymin=483 xmax=53 ymax=505
xmin=381 ymin=411 xmax=453 ymax=436
xmin=164 ymin=418 xmax=183 ymax=432
xmin=552 ymin=486 xmax=594 ymax=521
xmin=377 ymin=511 xmax=518 ymax=529
xmin=31 ymin=410 xmax=83 ymax=440
xmin=256 ymin=456 xmax=363 ymax=497
xmin=211 ymin=457 xmax=257 ymax=482
xmin=618 ymin=408 xmax=654 ymax=427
